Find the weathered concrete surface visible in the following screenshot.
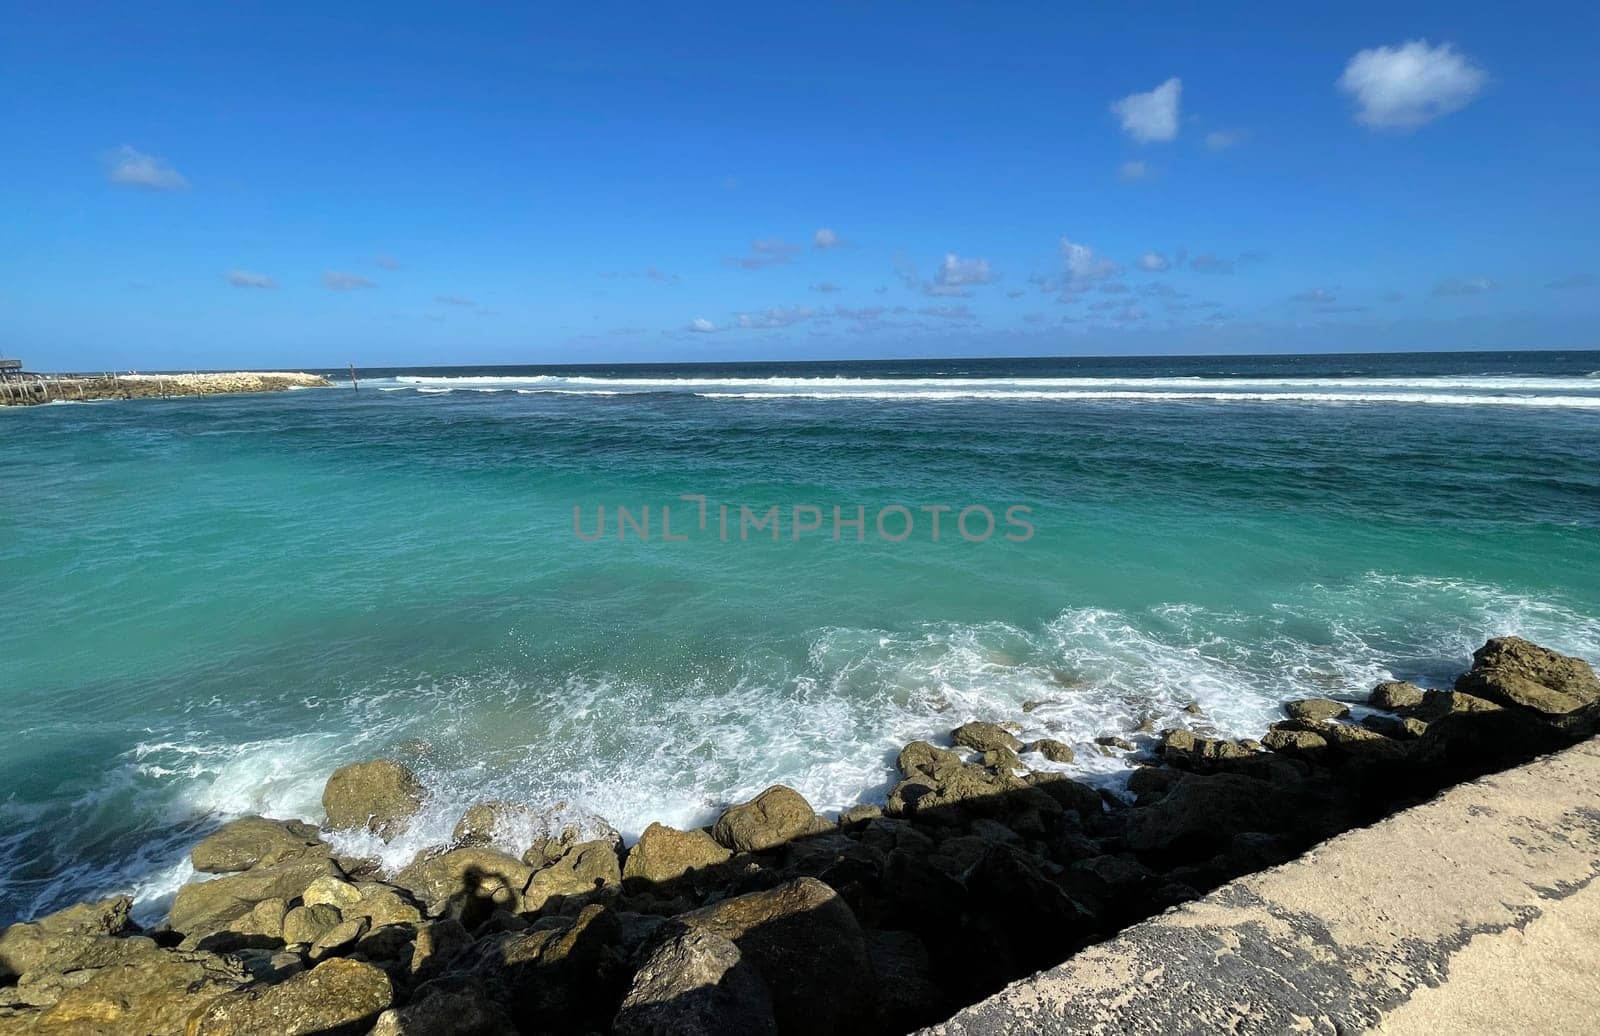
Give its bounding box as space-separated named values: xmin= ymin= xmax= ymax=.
xmin=922 ymin=738 xmax=1600 ymax=1035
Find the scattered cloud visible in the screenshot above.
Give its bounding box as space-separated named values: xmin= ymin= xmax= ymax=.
xmin=1547 ymin=273 xmax=1599 ymax=289
xmin=1119 ymin=160 xmax=1152 ymax=182
xmin=1138 ymin=281 xmax=1187 ymax=299
xmin=1291 ymin=288 xmax=1337 ymax=304
xmin=814 ymin=227 xmax=842 ymax=249
xmin=1110 ymin=77 xmax=1181 ymax=143
xmin=104 ymin=145 xmax=188 ymax=191
xmin=1432 ymin=276 xmax=1497 ymax=296
xmin=376 ymin=255 xmax=401 ymax=271
xmin=1189 ymin=253 xmax=1235 ymax=275
xmin=1339 ymin=40 xmax=1487 ymax=131
xmin=1136 ymin=252 xmax=1171 ymax=272
xmin=687 ymin=317 xmax=719 ymax=333
xmin=811 ymin=281 xmax=844 ymax=294
xmin=1006 ymin=288 xmax=1026 ymax=299
xmin=736 ymin=306 xmax=818 ymax=329
xmin=323 ymin=271 xmax=377 ymax=291
xmin=725 ymin=239 xmax=800 ymax=270
xmin=916 ymin=304 xmax=977 ymax=322
xmin=226 ymin=269 xmax=275 ymax=289
xmin=1204 ymin=129 xmax=1247 ymax=151
xmin=934 ymin=253 xmax=993 ymax=289
xmin=602 ymin=266 xmax=681 ymax=285
xmin=436 ymin=294 xmax=477 ymax=307
xmin=1059 ymin=237 xmax=1121 ymax=292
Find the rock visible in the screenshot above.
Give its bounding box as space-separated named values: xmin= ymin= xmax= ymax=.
xmin=982 ymin=746 xmax=1025 ymax=772
xmin=409 ymin=918 xmax=474 ymax=983
xmin=353 ymin=923 xmax=415 ymax=962
xmin=1362 ymin=713 xmax=1429 ymax=740
xmin=226 ymin=897 xmax=289 ymax=941
xmin=1455 ymin=636 xmax=1600 ymax=715
xmin=301 ymin=875 xmax=364 ymax=910
xmin=451 ymin=800 xmax=535 ymax=851
xmin=169 ymin=856 xmax=342 ymax=937
xmin=837 ymin=804 xmax=882 ymax=826
xmin=1370 ymin=680 xmax=1427 ymax=710
xmin=613 ymin=927 xmax=778 ymax=1036
xmin=1160 ymin=729 xmax=1253 ymax=766
xmin=1025 ymin=738 xmax=1075 ymax=763
xmin=522 ymin=802 xmax=623 ymax=868
xmin=350 ymin=884 xmax=425 ymax=928
xmin=623 ymin=822 xmax=733 ymax=884
xmin=1094 ymin=735 xmax=1134 ymax=751
xmin=1126 ymin=772 xmax=1296 ymax=857
xmin=898 ymin=740 xmax=963 ymax=781
xmin=0 ymin=896 xmax=134 ymax=981
xmin=392 ymin=847 xmax=534 ymax=921
xmin=308 ymin=916 xmax=370 ymax=961
xmin=522 ymin=839 xmax=622 ymax=912
xmin=236 ymin=948 xmax=305 ymax=983
xmin=1183 ymin=701 xmax=1203 ymax=715
xmin=461 ymin=903 xmax=621 ymax=1028
xmin=282 ymin=903 xmax=344 ymax=947
xmin=1283 ymin=698 xmax=1350 ymax=722
xmin=26 ymin=942 xmax=249 ymax=1034
xmin=192 ymin=956 xmax=394 ymax=1036
xmin=1262 ymin=727 xmax=1329 ymax=753
xmin=677 ymin=877 xmax=874 ymax=1036
xmin=711 ymin=785 xmax=817 ymax=853
xmin=321 ymin=759 xmax=426 ymax=840
xmin=1024 ymin=771 xmax=1104 ymax=819
xmin=1412 ymin=689 xmax=1503 ymax=722
xmin=951 ymin=721 xmax=1021 ymax=754
xmin=865 ymin=929 xmax=943 ymax=1033
xmin=371 ymin=991 xmax=518 ymax=1036
xmin=963 ymin=843 xmax=1091 ymax=970
xmin=191 ymin=816 xmax=327 ymax=874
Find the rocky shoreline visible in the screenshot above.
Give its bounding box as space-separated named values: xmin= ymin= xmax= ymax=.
xmin=0 ymin=371 xmax=331 ymax=406
xmin=2 ymin=636 xmax=1597 ymax=1035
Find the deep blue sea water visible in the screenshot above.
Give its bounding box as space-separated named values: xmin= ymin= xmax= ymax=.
xmin=2 ymin=349 xmax=1599 ymax=924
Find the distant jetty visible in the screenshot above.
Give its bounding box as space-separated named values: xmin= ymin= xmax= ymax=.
xmin=0 ymin=371 xmax=332 ymax=406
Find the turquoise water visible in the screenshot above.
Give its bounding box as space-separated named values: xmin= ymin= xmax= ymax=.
xmin=3 ymin=350 xmax=1599 ymax=924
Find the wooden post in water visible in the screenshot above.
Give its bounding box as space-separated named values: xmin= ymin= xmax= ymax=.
xmin=349 ymin=363 xmax=360 ymax=392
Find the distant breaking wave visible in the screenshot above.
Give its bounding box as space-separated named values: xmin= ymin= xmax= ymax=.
xmin=375 ymin=373 xmax=1600 ymax=408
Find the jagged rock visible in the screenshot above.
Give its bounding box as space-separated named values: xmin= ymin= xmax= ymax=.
xmin=1412 ymin=689 xmax=1503 ymax=722
xmin=308 ymin=916 xmax=370 ymax=961
xmin=1262 ymin=727 xmax=1329 ymax=753
xmin=452 ymin=801 xmax=535 ymax=851
xmin=522 ymin=839 xmax=622 ymax=911
xmin=169 ymin=856 xmax=342 ymax=937
xmin=353 ymin=923 xmax=415 ymax=962
xmin=837 ymin=804 xmax=882 ymax=826
xmin=1126 ymin=772 xmax=1297 ymax=856
xmin=224 ymin=897 xmax=289 ymax=941
xmin=677 ymin=877 xmax=874 ymax=1036
xmin=1455 ymin=636 xmax=1600 ymax=715
xmin=282 ymin=903 xmax=344 ymax=947
xmin=613 ymin=927 xmax=778 ymax=1036
xmin=1160 ymin=729 xmax=1253 ymax=766
xmin=866 ymin=929 xmax=943 ymax=1033
xmin=192 ymin=957 xmax=394 ymax=1035
xmin=983 ymin=746 xmax=1025 ymax=772
xmin=349 ymin=884 xmax=425 ymax=927
xmin=23 ymin=942 xmax=249 ymax=1034
xmin=522 ymin=803 xmax=623 ymax=868
xmin=236 ymin=948 xmax=305 ymax=983
xmin=321 ymin=759 xmax=426 ymax=840
xmin=1370 ymin=680 xmax=1427 ymax=710
xmin=963 ymin=843 xmax=1091 ymax=970
xmin=951 ymin=721 xmax=1021 ymax=754
xmin=898 ymin=740 xmax=964 ymax=781
xmin=0 ymin=896 xmax=134 ymax=981
xmin=1025 ymin=738 xmax=1074 ymax=763
xmin=462 ymin=903 xmax=621 ymax=1029
xmin=409 ymin=918 xmax=474 ymax=983
xmin=301 ymin=875 xmax=363 ymax=910
xmin=712 ymin=786 xmax=817 ymax=852
xmin=1093 ymin=736 xmax=1134 ymax=752
xmin=371 ymin=991 xmax=518 ymax=1036
xmin=1024 ymin=771 xmax=1104 ymax=819
xmin=392 ymin=847 xmax=534 ymax=920
xmin=1362 ymin=713 xmax=1429 ymax=740
xmin=858 ymin=817 xmax=935 ymax=857
xmin=1283 ymin=698 xmax=1350 ymax=722
xmin=623 ymin=822 xmax=733 ymax=884
xmin=191 ymin=816 xmax=328 ymax=874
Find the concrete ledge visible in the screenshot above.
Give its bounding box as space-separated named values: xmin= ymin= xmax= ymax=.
xmin=922 ymin=738 xmax=1600 ymax=1035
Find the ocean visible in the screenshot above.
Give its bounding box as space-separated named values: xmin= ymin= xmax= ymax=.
xmin=2 ymin=349 xmax=1599 ymax=925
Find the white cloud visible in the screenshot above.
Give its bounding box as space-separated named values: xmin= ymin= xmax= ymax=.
xmin=104 ymin=145 xmax=188 ymax=190
xmin=688 ymin=317 xmax=718 ymax=333
xmin=323 ymin=271 xmax=376 ymax=291
xmin=1119 ymin=160 xmax=1151 ymax=182
xmin=735 ymin=306 xmax=818 ymax=329
xmin=1204 ymin=129 xmax=1246 ymax=151
xmin=814 ymin=227 xmax=841 ymax=249
xmin=1059 ymin=238 xmax=1121 ymax=292
xmin=1110 ymin=78 xmax=1181 ymax=143
xmin=1339 ymin=40 xmax=1486 ymax=131
xmin=226 ymin=269 xmax=275 ymax=289
xmin=1136 ymin=252 xmax=1170 ymax=272
xmin=1432 ymin=276 xmax=1497 ymax=297
xmin=935 ymin=253 xmax=993 ymax=288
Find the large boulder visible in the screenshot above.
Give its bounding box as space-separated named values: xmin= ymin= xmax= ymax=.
xmin=522 ymin=802 xmax=622 ymax=868
xmin=623 ymin=822 xmax=733 ymax=884
xmin=17 ymin=941 xmax=249 ymax=1033
xmin=897 ymin=740 xmax=964 ymax=781
xmin=865 ymin=929 xmax=943 ymax=1033
xmin=190 ymin=816 xmax=327 ymax=874
xmin=522 ymin=839 xmax=622 ymax=912
xmin=1025 ymin=738 xmax=1075 ymax=763
xmin=712 ymin=786 xmax=817 ymax=853
xmin=676 ymin=877 xmax=874 ymax=1036
xmin=321 ymin=759 xmax=426 ymax=839
xmin=392 ymin=848 xmax=534 ymax=922
xmin=613 ymin=927 xmax=778 ymax=1035
xmin=460 ymin=903 xmax=622 ymax=1029
xmin=282 ymin=903 xmax=344 ymax=946
xmin=371 ymin=991 xmax=518 ymax=1036
xmin=192 ymin=957 xmax=394 ymax=1035
xmin=1126 ymin=772 xmax=1297 ymax=857
xmin=451 ymin=801 xmax=535 ymax=852
xmin=950 ymin=721 xmax=1021 ymax=754
xmin=1283 ymin=698 xmax=1349 ymax=722
xmin=1455 ymin=636 xmax=1600 ymax=715
xmin=169 ymin=856 xmax=343 ymax=937
xmin=0 ymin=896 xmax=134 ymax=981
xmin=1369 ymin=681 xmax=1426 ymax=711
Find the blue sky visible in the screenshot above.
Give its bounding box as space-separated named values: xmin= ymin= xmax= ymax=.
xmin=3 ymin=2 xmax=1598 ymax=370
